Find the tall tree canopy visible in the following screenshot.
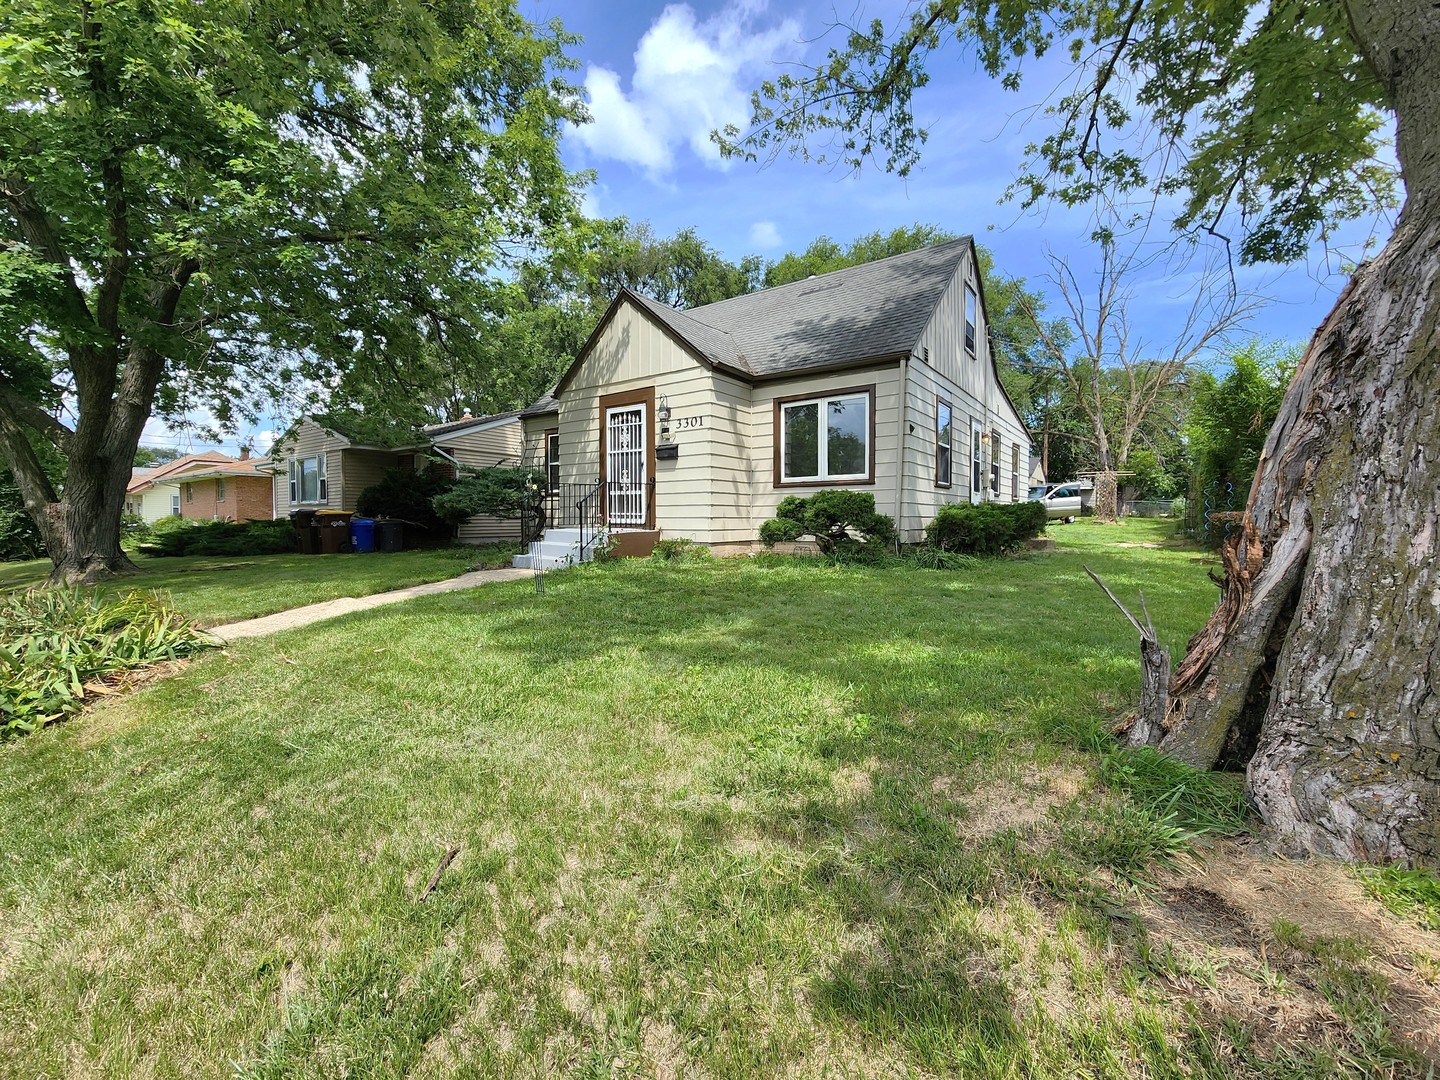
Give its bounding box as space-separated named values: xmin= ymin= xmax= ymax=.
xmin=0 ymin=0 xmax=587 ymax=581
xmin=725 ymin=1 xmax=1440 ymax=865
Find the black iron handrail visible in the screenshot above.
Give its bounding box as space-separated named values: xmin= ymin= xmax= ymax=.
xmin=576 ymin=479 xmax=605 ymax=561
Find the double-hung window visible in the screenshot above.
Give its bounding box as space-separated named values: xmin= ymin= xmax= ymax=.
xmin=288 ymin=455 xmax=328 ymax=504
xmin=216 ymin=477 xmax=227 ymax=502
xmin=776 ymin=387 xmax=873 ymax=485
xmin=170 ymin=494 xmax=181 ymax=516
xmin=545 ymin=431 xmax=560 ymax=492
xmin=935 ymin=398 xmax=953 ymax=487
xmin=1011 ymin=444 xmax=1021 ymax=501
xmin=971 ymin=422 xmax=984 ymax=496
xmin=990 ymin=432 xmax=1002 ymax=494
xmin=964 ymin=285 xmax=978 ymax=356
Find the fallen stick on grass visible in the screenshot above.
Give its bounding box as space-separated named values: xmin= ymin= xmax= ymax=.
xmin=418 ymin=845 xmax=461 ymax=902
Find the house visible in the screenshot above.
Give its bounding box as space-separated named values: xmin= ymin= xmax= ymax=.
xmin=171 ymin=451 xmax=276 ymax=522
xmin=125 ymin=451 xmax=236 ymax=523
xmin=269 ymin=412 xmax=527 ymax=544
xmin=513 ymin=237 xmax=1031 ymax=564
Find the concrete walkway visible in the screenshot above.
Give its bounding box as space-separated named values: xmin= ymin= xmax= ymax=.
xmin=211 ymin=566 xmax=532 ymax=641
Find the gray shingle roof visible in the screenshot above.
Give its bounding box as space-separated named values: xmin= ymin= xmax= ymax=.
xmin=520 ymin=391 xmax=560 ymax=417
xmin=422 ymin=409 xmax=524 ymax=437
xmin=678 ymin=237 xmax=973 ymax=377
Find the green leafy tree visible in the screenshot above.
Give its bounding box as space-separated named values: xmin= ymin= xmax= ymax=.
xmin=1187 ymin=341 xmax=1297 ymax=499
xmin=0 ymin=0 xmax=587 ymax=582
xmin=586 ymin=223 xmax=761 ymax=312
xmin=722 ymin=0 xmax=1440 ymax=864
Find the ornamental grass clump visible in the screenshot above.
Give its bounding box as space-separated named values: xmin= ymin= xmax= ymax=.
xmin=0 ymin=588 xmax=215 ymax=738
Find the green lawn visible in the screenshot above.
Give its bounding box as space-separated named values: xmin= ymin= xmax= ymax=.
xmin=0 ymin=545 xmax=518 ymax=626
xmin=2 ymin=521 xmax=1435 ymax=1078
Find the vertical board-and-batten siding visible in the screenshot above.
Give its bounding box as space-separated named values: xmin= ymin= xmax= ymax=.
xmin=439 ymin=420 xmax=526 ymax=543
xmin=901 ymin=249 xmax=1031 ymax=540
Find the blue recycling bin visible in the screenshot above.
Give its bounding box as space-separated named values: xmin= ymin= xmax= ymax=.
xmin=349 ymin=517 xmax=376 ymax=554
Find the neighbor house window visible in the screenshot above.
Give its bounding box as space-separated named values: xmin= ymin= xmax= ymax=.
xmin=545 ymin=430 xmax=560 ymax=492
xmin=935 ymin=397 xmax=953 ymax=487
xmin=964 ymin=285 xmax=978 ymax=356
xmin=170 ymin=494 xmax=181 ymax=516
xmin=775 ymin=387 xmax=874 ymax=485
xmin=216 ymin=477 xmax=227 ymax=502
xmin=288 ymin=455 xmax=327 ymax=504
xmin=185 ymin=483 xmax=193 ymax=503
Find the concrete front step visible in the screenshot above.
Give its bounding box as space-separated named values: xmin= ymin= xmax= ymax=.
xmin=512 ymin=552 xmax=578 ymax=570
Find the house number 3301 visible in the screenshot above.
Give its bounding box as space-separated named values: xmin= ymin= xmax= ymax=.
xmin=673 ymin=415 xmax=704 ymax=430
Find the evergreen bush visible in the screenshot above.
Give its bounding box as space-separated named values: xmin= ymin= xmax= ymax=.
xmin=924 ymin=501 xmax=1047 ymax=556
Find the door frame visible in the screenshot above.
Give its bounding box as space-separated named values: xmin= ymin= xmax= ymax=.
xmin=598 ymin=387 xmax=656 ymax=529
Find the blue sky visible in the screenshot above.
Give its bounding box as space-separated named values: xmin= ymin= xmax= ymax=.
xmin=155 ymin=0 xmax=1388 ymax=456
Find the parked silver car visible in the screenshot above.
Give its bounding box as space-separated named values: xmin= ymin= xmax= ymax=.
xmin=1031 ymin=482 xmax=1090 ymax=522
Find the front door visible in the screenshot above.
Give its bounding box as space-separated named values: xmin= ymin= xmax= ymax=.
xmin=605 ymin=403 xmax=648 ymax=525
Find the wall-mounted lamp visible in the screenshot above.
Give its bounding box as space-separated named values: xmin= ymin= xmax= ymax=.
xmin=658 ymin=395 xmax=673 ymax=443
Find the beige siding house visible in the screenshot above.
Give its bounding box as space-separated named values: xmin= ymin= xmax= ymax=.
xmin=516 ymin=237 xmax=1029 ymax=565
xmin=270 ymin=415 xmax=526 ymax=544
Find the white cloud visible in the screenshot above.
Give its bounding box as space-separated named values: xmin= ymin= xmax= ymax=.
xmin=571 ymin=2 xmax=802 ymax=177
xmin=748 ymin=220 xmax=782 ymax=249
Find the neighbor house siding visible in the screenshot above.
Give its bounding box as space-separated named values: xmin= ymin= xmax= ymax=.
xmin=438 ymin=420 xmax=527 ymax=544
xmin=272 ymin=419 xmax=345 ymax=516
xmin=129 ymin=485 xmax=180 ymax=523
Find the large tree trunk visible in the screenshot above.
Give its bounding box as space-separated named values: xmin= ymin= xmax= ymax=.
xmin=1148 ymin=191 xmax=1440 ymax=865
xmin=1136 ymin=0 xmax=1440 ymax=867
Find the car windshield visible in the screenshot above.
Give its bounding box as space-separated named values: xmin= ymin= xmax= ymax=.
xmin=1028 ymin=486 xmax=1049 ymax=499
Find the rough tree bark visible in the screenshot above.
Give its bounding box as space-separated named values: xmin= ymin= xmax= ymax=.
xmin=1133 ymin=0 xmax=1440 ymax=865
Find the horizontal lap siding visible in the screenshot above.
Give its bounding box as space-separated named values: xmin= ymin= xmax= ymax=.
xmin=747 ymin=365 xmax=903 ymax=539
xmin=559 ymin=301 xmax=727 ymax=543
xmin=442 ymin=421 xmax=526 ymax=544
xmin=340 ymin=449 xmax=403 ymax=512
xmin=272 ymin=420 xmax=347 ymax=515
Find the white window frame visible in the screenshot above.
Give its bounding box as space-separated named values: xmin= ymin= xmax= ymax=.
xmin=971 ymin=419 xmax=985 ymax=498
xmin=1011 ymin=444 xmax=1021 ymax=501
xmin=776 ymin=387 xmax=874 ymax=486
xmin=170 ymin=494 xmax=181 ymax=516
xmin=289 ymin=454 xmax=328 ymax=504
xmin=964 ymin=285 xmax=978 ymax=356
xmin=990 ymin=432 xmax=1002 ymax=494
xmin=546 ymin=431 xmax=560 ymax=492
xmin=935 ymin=397 xmax=953 ymax=488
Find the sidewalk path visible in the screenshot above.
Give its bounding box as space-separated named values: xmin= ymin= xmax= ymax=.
xmin=211 ymin=567 xmax=531 ymax=641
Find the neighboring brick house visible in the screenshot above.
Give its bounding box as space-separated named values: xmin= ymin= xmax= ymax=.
xmin=125 ymin=451 xmax=235 ymax=523
xmin=173 ymin=451 xmax=276 ymax=522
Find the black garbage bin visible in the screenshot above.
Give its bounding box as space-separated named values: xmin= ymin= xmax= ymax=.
xmin=376 ymin=519 xmax=404 ymax=552
xmin=290 ymin=509 xmax=319 ymax=555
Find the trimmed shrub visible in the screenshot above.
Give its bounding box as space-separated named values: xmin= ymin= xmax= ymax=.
xmin=758 ymin=490 xmax=896 ymax=555
xmin=431 ymin=465 xmax=548 ymax=542
xmin=357 ymin=464 xmax=457 ymax=542
xmin=1 ymin=588 xmax=214 ymax=737
xmin=139 ymin=519 xmax=297 ymax=558
xmin=924 ymin=501 xmax=1047 ymax=557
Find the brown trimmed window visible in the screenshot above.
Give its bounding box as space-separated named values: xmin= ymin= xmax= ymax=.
xmin=775 ymin=386 xmax=874 ymax=485
xmin=936 ymin=397 xmax=953 ymax=487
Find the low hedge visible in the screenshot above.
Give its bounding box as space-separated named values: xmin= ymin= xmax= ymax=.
xmin=758 ymin=490 xmax=897 ymax=554
xmin=139 ymin=518 xmax=297 ymax=558
xmin=924 ymin=500 xmax=1047 ymax=556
